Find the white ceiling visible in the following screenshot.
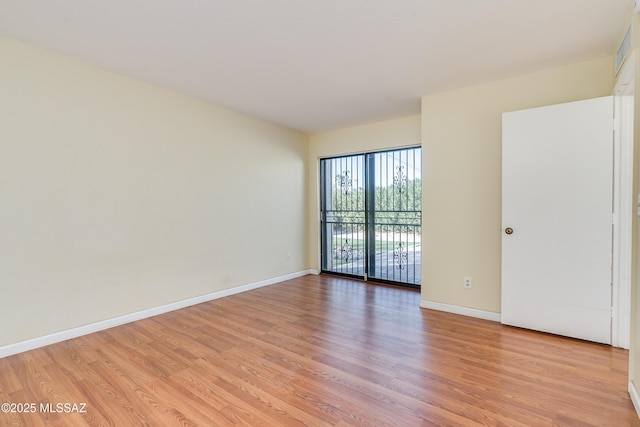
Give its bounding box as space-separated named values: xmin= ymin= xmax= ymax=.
xmin=0 ymin=0 xmax=633 ymax=133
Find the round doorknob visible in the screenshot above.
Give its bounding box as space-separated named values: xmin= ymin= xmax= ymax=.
xmin=505 ymin=227 xmax=514 ymax=235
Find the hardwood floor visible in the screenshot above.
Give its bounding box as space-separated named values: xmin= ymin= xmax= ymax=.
xmin=0 ymin=274 xmax=637 ymax=426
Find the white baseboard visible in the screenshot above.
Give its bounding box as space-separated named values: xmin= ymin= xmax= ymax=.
xmin=0 ymin=270 xmax=314 ymax=358
xmin=630 ymin=381 xmax=640 ymax=419
xmin=420 ymin=299 xmax=501 ymax=322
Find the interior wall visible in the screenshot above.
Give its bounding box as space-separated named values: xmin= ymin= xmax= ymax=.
xmin=0 ymin=36 xmax=309 ymax=348
xmin=307 ymin=116 xmax=421 ymax=270
xmin=421 ymin=56 xmax=614 ymax=314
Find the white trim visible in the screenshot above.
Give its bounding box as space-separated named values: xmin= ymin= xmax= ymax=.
xmin=616 ymin=26 xmax=632 ymax=75
xmin=629 ymin=381 xmax=640 ymax=419
xmin=612 ymin=54 xmax=634 ymax=349
xmin=0 ymin=270 xmax=314 ymax=358
xmin=420 ymin=300 xmax=501 ymax=323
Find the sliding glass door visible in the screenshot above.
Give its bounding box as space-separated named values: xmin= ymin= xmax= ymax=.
xmin=320 ymin=147 xmax=421 ymax=286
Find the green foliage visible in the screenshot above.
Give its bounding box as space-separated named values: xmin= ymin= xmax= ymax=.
xmin=330 ymin=178 xmax=421 ymax=232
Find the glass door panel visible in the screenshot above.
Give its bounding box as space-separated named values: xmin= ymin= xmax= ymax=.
xmin=368 ymin=148 xmax=421 ymax=285
xmin=320 ymin=155 xmax=366 ymax=277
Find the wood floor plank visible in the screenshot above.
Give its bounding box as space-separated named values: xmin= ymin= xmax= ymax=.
xmin=6 ymin=389 xmax=48 ymax=427
xmin=185 ymin=361 xmax=317 ymax=426
xmin=0 ymin=274 xmax=638 ymax=426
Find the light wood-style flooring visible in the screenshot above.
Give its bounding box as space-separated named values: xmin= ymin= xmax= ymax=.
xmin=0 ymin=274 xmax=638 ymax=426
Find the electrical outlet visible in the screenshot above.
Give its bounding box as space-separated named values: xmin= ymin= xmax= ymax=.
xmin=287 ymin=253 xmax=291 ymax=262
xmin=463 ymin=277 xmax=472 ymax=289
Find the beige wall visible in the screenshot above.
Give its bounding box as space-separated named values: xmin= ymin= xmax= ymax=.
xmin=0 ymin=36 xmax=308 ymax=347
xmin=421 ymin=56 xmax=614 ymax=313
xmin=307 ymin=116 xmax=421 ymax=269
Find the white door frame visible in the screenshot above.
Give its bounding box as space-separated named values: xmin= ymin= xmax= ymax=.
xmin=612 ymin=51 xmax=634 ymax=349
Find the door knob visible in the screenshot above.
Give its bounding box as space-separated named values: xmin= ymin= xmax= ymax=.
xmin=505 ymin=227 xmax=514 ymax=235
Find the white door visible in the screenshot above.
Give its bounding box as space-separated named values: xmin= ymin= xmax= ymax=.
xmin=501 ymin=97 xmax=613 ymax=344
